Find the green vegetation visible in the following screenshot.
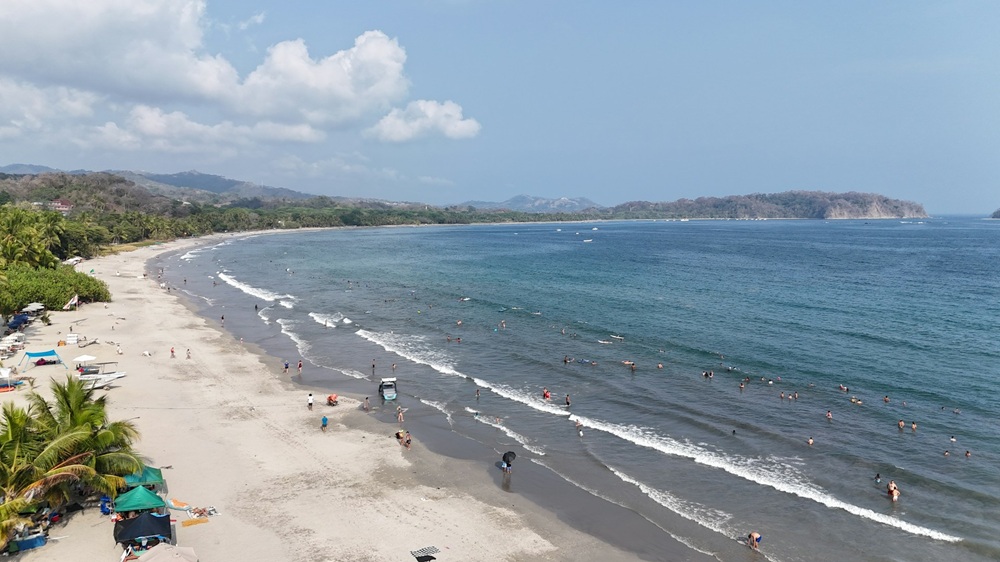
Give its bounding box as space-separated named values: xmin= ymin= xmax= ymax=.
xmin=0 ymin=264 xmax=110 ymax=316
xmin=992 ymin=208 xmax=1000 ymax=219
xmin=0 ymin=378 xmax=142 ymax=548
xmin=0 ymin=206 xmax=110 ymax=316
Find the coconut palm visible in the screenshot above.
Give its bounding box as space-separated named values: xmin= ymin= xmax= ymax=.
xmin=27 ymin=377 xmax=143 ymax=494
xmin=0 ymin=402 xmax=96 ymax=545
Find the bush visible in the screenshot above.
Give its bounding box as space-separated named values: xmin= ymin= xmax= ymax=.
xmin=0 ymin=264 xmax=110 ymax=315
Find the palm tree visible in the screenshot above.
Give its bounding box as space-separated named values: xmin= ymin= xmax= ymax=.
xmin=0 ymin=378 xmax=145 ymax=548
xmin=0 ymin=402 xmax=96 ymax=545
xmin=27 ymin=377 xmax=143 ymax=494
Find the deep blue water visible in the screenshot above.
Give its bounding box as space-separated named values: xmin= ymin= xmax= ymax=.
xmin=163 ymin=218 xmax=1000 ymax=562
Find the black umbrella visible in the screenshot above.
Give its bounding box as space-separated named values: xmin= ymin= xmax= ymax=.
xmin=502 ymin=451 xmax=516 ymax=465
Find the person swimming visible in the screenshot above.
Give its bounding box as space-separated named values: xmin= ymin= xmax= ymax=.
xmin=875 ymin=473 xmax=881 ymax=483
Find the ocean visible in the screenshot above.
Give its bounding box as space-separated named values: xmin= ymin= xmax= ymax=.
xmin=156 ymin=218 xmax=1000 ymax=562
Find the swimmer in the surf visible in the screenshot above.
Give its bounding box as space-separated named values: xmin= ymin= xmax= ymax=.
xmin=807 ymin=437 xmax=813 ymax=446
xmin=874 ymin=473 xmax=881 ymax=483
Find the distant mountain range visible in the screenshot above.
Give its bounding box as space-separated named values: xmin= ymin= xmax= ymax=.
xmin=1 ymin=163 xmax=934 ymax=219
xmin=458 ymin=194 xmax=601 ymax=213
xmin=0 ymin=164 xmax=313 ymax=203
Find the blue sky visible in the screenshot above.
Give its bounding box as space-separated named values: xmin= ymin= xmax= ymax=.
xmin=0 ymin=1 xmax=997 ymax=213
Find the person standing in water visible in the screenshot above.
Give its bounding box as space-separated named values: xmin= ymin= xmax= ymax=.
xmin=565 ymin=394 xmax=571 ymax=406
xmin=747 ymin=532 xmax=762 ymax=550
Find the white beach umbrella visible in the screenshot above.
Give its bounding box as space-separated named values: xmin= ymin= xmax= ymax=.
xmin=73 ymin=354 xmax=97 ymax=363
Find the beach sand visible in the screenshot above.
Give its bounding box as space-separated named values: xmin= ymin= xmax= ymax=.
xmin=8 ymin=236 xmax=646 ymax=562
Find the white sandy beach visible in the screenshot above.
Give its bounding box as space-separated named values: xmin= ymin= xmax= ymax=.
xmin=6 ymin=236 xmax=637 ymax=562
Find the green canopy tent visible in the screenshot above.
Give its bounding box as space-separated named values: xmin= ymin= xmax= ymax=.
xmin=124 ymin=467 xmax=164 ymax=490
xmin=114 ymin=485 xmax=165 ymax=512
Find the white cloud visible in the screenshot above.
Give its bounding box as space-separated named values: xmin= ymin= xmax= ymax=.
xmin=0 ymin=78 xmax=102 ymax=138
xmin=0 ymin=0 xmax=477 ymax=173
xmin=237 ymin=31 xmax=410 ymax=126
xmin=0 ymin=0 xmax=239 ymax=101
xmin=238 ymin=11 xmax=266 ymax=30
xmin=88 ymin=106 xmax=324 ymax=153
xmin=366 ymin=100 xmax=481 ymax=142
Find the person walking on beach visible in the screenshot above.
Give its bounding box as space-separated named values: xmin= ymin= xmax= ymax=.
xmin=185 ymin=348 xmax=191 ymax=359
xmin=372 ymin=360 xmax=376 ymax=375
xmin=321 ymin=416 xmax=328 ymax=432
xmin=392 ymin=363 xmax=396 ymax=372
xmin=363 ymin=397 xmax=370 ymax=412
xmin=170 ymin=347 xmax=175 ymax=359
xmin=404 ymin=431 xmax=412 ymax=449
xmin=283 ymin=360 xmax=289 ymax=375
xmin=297 ymin=359 xmax=303 ymax=375
xmin=220 ymin=315 xmax=224 ymax=327
xmin=307 ymin=393 xmax=314 ymax=410
xmin=397 ymin=405 xmax=404 ymax=423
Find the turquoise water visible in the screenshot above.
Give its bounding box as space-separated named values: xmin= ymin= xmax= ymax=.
xmin=165 ymin=218 xmax=1000 ymax=561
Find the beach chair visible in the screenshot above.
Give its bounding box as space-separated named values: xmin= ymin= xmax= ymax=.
xmin=166 ymin=498 xmax=191 ymax=511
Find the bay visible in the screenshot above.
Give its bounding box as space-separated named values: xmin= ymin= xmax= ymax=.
xmin=161 ymin=218 xmax=1000 ymax=562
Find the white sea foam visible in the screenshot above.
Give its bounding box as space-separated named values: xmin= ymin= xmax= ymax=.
xmin=276 ymin=318 xmax=311 ymax=357
xmin=339 ymin=368 xmax=368 ymax=380
xmin=217 ymin=272 xmax=294 ymax=303
xmin=466 ymin=408 xmax=544 ymax=455
xmin=529 ymin=459 xmax=720 ymax=559
xmin=419 ymin=399 xmax=454 ymax=425
xmin=179 ymin=289 xmax=213 ymax=306
xmin=257 ymin=307 xmax=271 ymax=325
xmin=608 ymin=466 xmax=736 ymax=539
xmin=309 ymin=312 xmax=345 ymax=328
xmin=570 ymin=414 xmax=961 ymax=542
xmin=179 ymin=249 xmax=203 ymax=261
xmin=470 ymin=379 xmax=571 ymax=418
xmin=356 ymin=330 xmax=459 ymax=377
xmin=278 ymin=300 xmax=294 ymax=309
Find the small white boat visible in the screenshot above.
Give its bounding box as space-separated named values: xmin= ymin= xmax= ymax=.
xmin=610 ymin=335 xmax=624 ymax=341
xmin=597 ymin=340 xmax=613 ymax=344
xmin=583 ymin=239 xmax=593 ymax=243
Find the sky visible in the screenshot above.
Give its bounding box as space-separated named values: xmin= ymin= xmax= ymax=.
xmin=0 ymin=1 xmax=997 ymax=214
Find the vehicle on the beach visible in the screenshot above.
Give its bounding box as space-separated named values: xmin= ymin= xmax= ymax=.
xmin=379 ymin=377 xmax=397 ymax=400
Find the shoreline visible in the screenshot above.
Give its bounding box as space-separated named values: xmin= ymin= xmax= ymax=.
xmin=10 ymin=234 xmax=657 ymax=562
